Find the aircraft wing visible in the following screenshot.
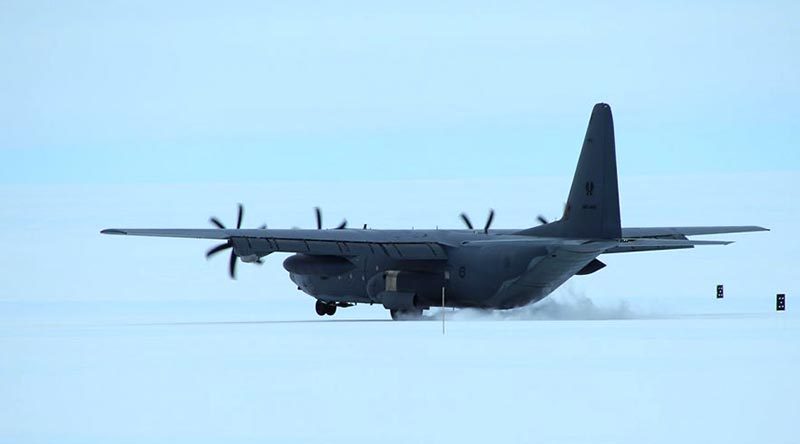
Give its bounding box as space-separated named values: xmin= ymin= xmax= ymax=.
xmin=103 ymin=228 xmax=238 ymax=239
xmin=462 ymin=237 xmax=732 ymax=250
xmin=101 ymin=228 xmax=449 ymax=260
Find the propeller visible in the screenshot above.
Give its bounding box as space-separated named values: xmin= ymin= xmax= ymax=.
xmin=460 ymin=209 xmax=495 ymax=234
xmin=459 ymin=213 xmax=473 ymax=230
xmin=484 ymin=209 xmax=495 ymax=234
xmin=314 ymin=207 xmax=347 ymax=229
xmin=206 ymin=203 xmax=263 ymax=279
xmin=537 ymin=203 xmax=569 ymax=225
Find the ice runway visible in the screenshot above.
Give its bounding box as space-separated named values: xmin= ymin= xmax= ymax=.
xmin=1 ymin=299 xmax=798 ymax=444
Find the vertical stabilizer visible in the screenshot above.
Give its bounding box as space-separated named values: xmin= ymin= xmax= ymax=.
xmin=559 ymin=103 xmax=622 ymax=239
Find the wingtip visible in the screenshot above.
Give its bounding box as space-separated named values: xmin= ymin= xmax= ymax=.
xmin=101 ymin=229 xmax=127 ymax=235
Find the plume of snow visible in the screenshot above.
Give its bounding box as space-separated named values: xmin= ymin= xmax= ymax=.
xmin=433 ymin=288 xmax=634 ymax=321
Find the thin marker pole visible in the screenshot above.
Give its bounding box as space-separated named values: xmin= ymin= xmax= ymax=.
xmin=442 ymin=286 xmax=446 ymax=335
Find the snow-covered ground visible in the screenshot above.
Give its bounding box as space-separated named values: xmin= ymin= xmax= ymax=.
xmin=2 ymin=296 xmax=797 ymax=444
xmin=1 ymin=173 xmax=796 ymax=442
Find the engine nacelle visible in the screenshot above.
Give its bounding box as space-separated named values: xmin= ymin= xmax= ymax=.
xmin=283 ymin=254 xmax=355 ymax=276
xmin=366 ymin=270 xmax=445 ymax=308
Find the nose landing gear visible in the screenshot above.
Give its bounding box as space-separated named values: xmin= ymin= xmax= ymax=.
xmin=315 ymin=300 xmax=337 ymax=316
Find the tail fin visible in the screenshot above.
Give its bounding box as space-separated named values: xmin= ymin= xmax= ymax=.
xmin=560 ymin=103 xmax=621 ymax=239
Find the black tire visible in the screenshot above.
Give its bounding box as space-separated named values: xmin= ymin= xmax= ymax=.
xmin=325 ymin=304 xmax=337 ymax=316
xmin=315 ymin=300 xmax=327 ymax=316
xmin=390 ymin=309 xmax=422 ymax=321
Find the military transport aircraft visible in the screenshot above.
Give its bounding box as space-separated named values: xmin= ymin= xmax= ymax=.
xmin=102 ymin=103 xmax=767 ymax=320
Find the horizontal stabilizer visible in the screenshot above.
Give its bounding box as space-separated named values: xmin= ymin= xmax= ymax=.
xmin=622 ymin=226 xmax=768 ymax=238
xmin=617 ymin=238 xmax=732 ymax=247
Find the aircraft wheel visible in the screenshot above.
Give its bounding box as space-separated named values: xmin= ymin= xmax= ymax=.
xmin=390 ymin=309 xmax=422 ymax=321
xmin=315 ymin=300 xmax=327 ymax=316
xmin=325 ymin=303 xmax=337 ymax=316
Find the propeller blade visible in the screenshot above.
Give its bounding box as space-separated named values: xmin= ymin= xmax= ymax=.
xmin=335 ymin=220 xmax=347 ymax=230
xmin=483 ymin=209 xmax=495 ymax=234
xmin=537 ymin=215 xmax=549 ymax=225
xmin=206 ymin=204 xmax=259 ymax=279
xmin=228 ymin=251 xmax=237 ymax=279
xmin=236 ymin=203 xmax=244 ymax=229
xmin=460 ymin=213 xmax=474 ymax=230
xmin=206 ymin=242 xmax=232 ymax=258
xmin=315 ymin=207 xmax=322 ymax=230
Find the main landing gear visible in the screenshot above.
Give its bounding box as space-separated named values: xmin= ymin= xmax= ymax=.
xmin=389 ymin=308 xmax=424 ymax=321
xmin=315 ymin=300 xmax=337 ymax=316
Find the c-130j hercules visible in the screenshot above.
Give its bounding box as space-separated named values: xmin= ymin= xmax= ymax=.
xmin=102 ymin=104 xmax=767 ymax=320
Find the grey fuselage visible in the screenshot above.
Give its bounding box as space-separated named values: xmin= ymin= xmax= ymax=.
xmin=284 ymin=229 xmax=602 ymax=310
